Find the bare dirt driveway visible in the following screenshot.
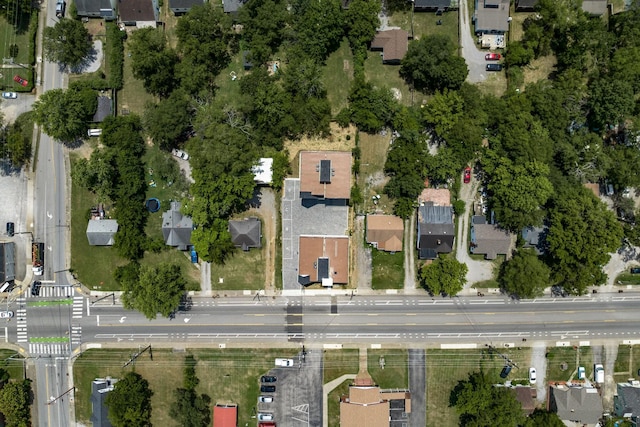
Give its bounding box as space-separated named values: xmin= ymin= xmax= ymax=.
xmin=459 ymin=0 xmax=490 ymax=83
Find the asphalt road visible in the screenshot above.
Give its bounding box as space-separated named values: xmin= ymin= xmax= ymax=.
xmin=71 ymin=294 xmax=640 ymax=346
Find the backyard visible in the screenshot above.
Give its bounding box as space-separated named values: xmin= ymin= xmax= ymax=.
xmin=0 ymin=12 xmax=37 ymax=91
xmin=426 ymin=347 xmax=532 ymax=427
xmin=323 ymin=39 xmax=354 ymax=115
xmin=73 ymin=348 xmax=296 ymax=426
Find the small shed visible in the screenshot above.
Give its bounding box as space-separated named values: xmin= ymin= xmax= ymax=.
xmin=169 ymin=0 xmax=203 ymax=14
xmin=229 ymin=217 xmax=262 ymax=251
xmin=213 ymin=403 xmax=237 ymax=427
xmin=91 ymin=378 xmax=117 ymax=427
xmin=86 ymin=219 xmax=118 ymax=246
xmin=92 ymin=96 xmax=113 ymax=123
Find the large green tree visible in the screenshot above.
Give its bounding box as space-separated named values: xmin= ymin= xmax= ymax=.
xmin=291 ymin=0 xmax=343 ymax=62
xmin=121 ymin=263 xmax=186 ymax=319
xmin=485 ymin=157 xmax=554 ymax=231
xmin=43 ymin=19 xmax=93 ymax=70
xmin=588 ymin=76 xmax=635 ymax=131
xmin=0 ymin=380 xmax=32 ymax=427
xmin=129 ymin=28 xmax=178 ymax=97
xmin=32 ymin=87 xmax=97 ymax=142
xmin=499 ymin=249 xmax=550 ymax=298
xmin=420 ymin=256 xmax=468 ymax=297
xmin=422 ymin=89 xmax=464 ymax=140
xmin=546 ymin=186 xmax=623 ymax=294
xmin=169 ymin=355 xmax=211 ymax=427
xmin=523 ymin=409 xmax=564 ymax=427
xmin=344 ymin=0 xmax=379 ymax=53
xmin=143 ymin=89 xmax=193 ymax=151
xmin=400 ymin=35 xmax=468 ymax=93
xmin=239 ymin=0 xmax=289 ymax=64
xmin=384 ymin=135 xmax=428 ymax=218
xmin=451 ymin=371 xmax=526 ymax=427
xmin=106 ymin=372 xmax=153 ymax=427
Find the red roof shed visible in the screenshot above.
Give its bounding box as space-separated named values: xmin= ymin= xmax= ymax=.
xmin=213 ymin=404 xmax=237 ymax=427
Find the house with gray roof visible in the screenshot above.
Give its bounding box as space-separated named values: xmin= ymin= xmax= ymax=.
xmin=521 ymin=225 xmax=547 ymax=255
xmin=229 ymin=217 xmax=262 ymax=251
xmin=515 ymin=0 xmax=538 ymax=11
xmin=615 ymin=380 xmax=640 ymax=423
xmin=417 ymin=203 xmax=454 ymax=259
xmin=76 ymin=0 xmax=117 ymax=19
xmin=91 ymin=378 xmax=117 ymax=427
xmin=474 ymin=0 xmax=510 ymax=34
xmin=92 ymin=96 xmax=112 ymax=123
xmin=582 ymin=0 xmax=607 ymax=15
xmin=549 ymin=384 xmax=603 ymax=425
xmin=162 ymin=201 xmax=193 ymax=251
xmin=414 ymin=0 xmax=457 ymax=12
xmin=470 ymin=219 xmax=511 ymax=259
xmin=222 ymin=0 xmax=246 ymax=14
xmin=0 ymin=242 xmax=15 ymax=286
xmin=86 ymin=219 xmax=118 ymax=246
xmin=169 ymin=0 xmax=203 ymax=14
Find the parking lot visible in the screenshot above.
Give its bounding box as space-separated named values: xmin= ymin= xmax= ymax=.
xmin=257 ymin=350 xmax=323 ymax=426
xmin=0 ymin=161 xmax=29 ymax=282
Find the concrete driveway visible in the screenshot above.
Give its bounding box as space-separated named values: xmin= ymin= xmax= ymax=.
xmin=459 ymin=0 xmax=490 ymax=83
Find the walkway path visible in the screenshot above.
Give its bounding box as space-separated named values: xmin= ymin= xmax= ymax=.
xmin=322 ymin=373 xmax=356 ymax=427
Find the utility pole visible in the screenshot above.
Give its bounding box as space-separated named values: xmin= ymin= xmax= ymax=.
xmin=123 ymin=345 xmax=153 ymax=368
xmin=92 ymin=293 xmax=115 ymax=305
xmin=48 ymin=387 xmax=74 ymax=405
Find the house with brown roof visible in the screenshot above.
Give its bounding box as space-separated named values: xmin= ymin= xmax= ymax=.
xmin=298 ymin=236 xmax=349 ymax=286
xmin=370 ymin=29 xmax=409 ymax=64
xmin=510 ymin=386 xmax=536 ymax=415
xmin=340 ymin=373 xmax=411 ymax=426
xmin=213 ymin=403 xmax=237 ymax=427
xmin=470 ymin=217 xmax=512 ymax=259
xmin=366 ymin=215 xmax=404 ymax=252
xmin=118 ymin=0 xmax=158 ymax=28
xmin=299 ymin=151 xmax=351 ymax=205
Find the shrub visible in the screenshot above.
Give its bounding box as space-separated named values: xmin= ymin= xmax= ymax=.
xmin=106 ymin=22 xmax=126 ymax=89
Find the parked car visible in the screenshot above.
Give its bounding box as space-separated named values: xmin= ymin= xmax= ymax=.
xmin=259 ymin=396 xmax=274 ymax=403
xmin=464 ymin=167 xmax=471 ymax=184
xmin=1 ymin=92 xmax=17 ymax=99
xmin=261 ymin=375 xmax=277 ymax=383
xmin=529 ymin=367 xmax=536 ymax=384
xmin=486 ymin=64 xmax=503 ymax=72
xmin=55 ymin=0 xmax=65 ymax=17
xmin=260 ymin=385 xmax=276 ymax=393
xmin=500 ymin=365 xmax=512 ymax=379
xmin=13 ymin=75 xmax=28 ymax=87
xmin=630 ymin=267 xmax=640 ymax=274
xmin=6 ymin=222 xmax=14 ymax=237
xmin=0 ymin=311 xmax=13 ymax=319
xmin=258 ymin=413 xmax=274 ymax=421
xmin=578 ymin=366 xmax=585 ymax=379
xmin=485 ymin=53 xmax=501 ymax=60
xmin=31 ymin=281 xmax=42 ymax=297
xmin=171 ymin=148 xmax=189 ymax=160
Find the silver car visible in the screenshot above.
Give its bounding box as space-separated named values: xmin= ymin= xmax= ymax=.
xmin=1 ymin=92 xmax=17 ymax=99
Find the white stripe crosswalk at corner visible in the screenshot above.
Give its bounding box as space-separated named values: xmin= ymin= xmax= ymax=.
xmin=72 ymin=297 xmax=84 ymax=319
xmin=71 ymin=326 xmax=82 ymax=345
xmin=15 ymin=297 xmax=27 ymax=343
xmin=28 ymin=343 xmax=69 ymax=356
xmin=28 ymin=286 xmax=73 ymax=298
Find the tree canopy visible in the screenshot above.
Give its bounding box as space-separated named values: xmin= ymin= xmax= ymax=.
xmin=32 ymin=87 xmax=97 ymax=142
xmin=169 ymin=355 xmax=211 ymax=427
xmin=0 ymin=379 xmax=32 ymax=427
xmin=499 ymin=249 xmax=550 ymax=298
xmin=400 ymin=35 xmax=468 ymax=93
xmin=106 ymin=371 xmax=153 ymax=427
xmin=143 ymin=89 xmax=193 ymax=151
xmin=420 ymin=256 xmax=468 ymax=297
xmin=43 ymin=19 xmax=93 ymax=70
xmin=128 ymin=28 xmax=179 ymax=97
xmin=120 ymin=263 xmax=187 ymax=319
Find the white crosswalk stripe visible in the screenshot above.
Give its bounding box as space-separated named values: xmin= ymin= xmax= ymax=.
xmin=15 ymin=298 xmax=27 ymax=342
xmin=71 ymin=326 xmax=82 ymax=345
xmin=28 ymin=285 xmax=74 ymax=298
xmin=29 ymin=343 xmax=70 ymax=356
xmin=72 ymin=297 xmax=84 ymax=319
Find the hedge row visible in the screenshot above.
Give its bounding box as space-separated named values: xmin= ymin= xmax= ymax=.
xmin=105 ymin=22 xmax=126 ymax=90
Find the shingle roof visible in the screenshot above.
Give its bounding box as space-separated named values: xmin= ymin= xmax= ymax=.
xmin=471 ymin=223 xmax=511 ymax=259
xmin=222 ymin=0 xmax=245 ymax=13
xmin=366 ymin=215 xmax=404 ymax=252
xmin=169 ymin=0 xmax=202 ymax=10
xmin=414 ymin=0 xmax=454 ymax=8
xmin=616 ymin=383 xmax=640 ymax=418
xmin=475 ymin=0 xmax=510 ymax=33
xmin=370 ymin=29 xmax=409 ymax=63
xmin=92 ymin=96 xmax=112 ymax=123
xmin=162 ymin=201 xmax=193 ymax=250
xmin=118 ymin=0 xmax=157 ymax=22
xmin=582 ymin=0 xmax=607 ymax=15
xmin=91 ymin=378 xmax=116 ymax=427
xmin=515 ymin=0 xmax=538 ymax=9
xmin=521 ymin=226 xmax=547 ymax=254
xmin=0 ymin=242 xmax=15 ymax=284
xmin=76 ymin=0 xmax=115 ymax=16
xmin=86 ymin=219 xmax=118 ymax=246
xmin=229 ymin=217 xmax=262 ymax=251
xmin=298 ymin=236 xmax=349 ymax=285
xmin=213 ymin=404 xmax=237 ymax=427
xmin=299 ymin=151 xmax=351 ymax=200
xmin=418 ymin=203 xmax=453 ymax=225
xmin=549 ymin=385 xmax=603 ymax=424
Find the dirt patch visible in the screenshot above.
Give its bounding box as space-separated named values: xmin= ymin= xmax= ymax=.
xmin=84 ymin=19 xmax=107 ymax=37
xmin=523 ymin=55 xmax=557 ymax=86
xmin=343 ymin=59 xmax=350 ymax=71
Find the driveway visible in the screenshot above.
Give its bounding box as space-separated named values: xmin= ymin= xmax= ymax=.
xmin=408 ymin=349 xmax=426 ymax=427
xmin=459 ymin=0 xmax=489 ymax=83
xmin=1 ymin=94 xmax=36 ymax=123
xmin=455 ymin=172 xmax=494 ymax=286
xmin=0 ymin=162 xmax=29 ymax=282
xmin=530 ymin=342 xmax=548 ymax=403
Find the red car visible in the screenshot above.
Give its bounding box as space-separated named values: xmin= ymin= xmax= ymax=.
xmin=464 ymin=167 xmax=471 ymax=184
xmin=485 ymin=53 xmax=501 ymax=61
xmin=13 ymin=75 xmax=28 ymax=87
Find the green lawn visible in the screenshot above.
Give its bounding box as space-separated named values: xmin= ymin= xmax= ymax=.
xmin=118 ymin=43 xmax=154 ymax=116
xmin=613 ymin=345 xmax=640 ymax=383
xmin=389 ymin=9 xmax=459 ymax=44
xmin=0 ymin=349 xmax=25 ymax=381
xmin=0 ymin=13 xmax=33 ymax=64
xmin=323 ymin=38 xmax=354 ymax=115
xmin=371 ymin=249 xmax=404 ymax=289
xmin=210 ymin=244 xmax=266 ymax=291
xmin=69 ymin=154 xmax=199 ymax=291
xmin=426 ymin=347 xmax=532 ymax=427
xmin=328 ymin=379 xmax=351 ymax=427
xmin=545 ymin=346 xmax=592 ymax=383
xmin=212 ymin=48 xmax=246 ymax=110
xmin=73 ymin=348 xmax=297 ymax=426
xmin=364 ymin=52 xmax=418 ymax=107
xmin=616 ymin=273 xmax=640 ymax=285
xmin=324 ymin=349 xmax=359 ymax=383
xmin=367 ymin=349 xmax=407 ymax=388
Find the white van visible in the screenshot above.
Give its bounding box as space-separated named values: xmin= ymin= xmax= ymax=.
xmin=87 ymin=129 xmax=102 ymax=137
xmin=594 ymin=364 xmax=604 ymax=383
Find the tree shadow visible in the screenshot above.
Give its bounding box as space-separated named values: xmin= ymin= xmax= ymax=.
xmin=59 ymin=45 xmax=98 ymax=75
xmin=0 ymin=159 xmax=23 ymax=176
